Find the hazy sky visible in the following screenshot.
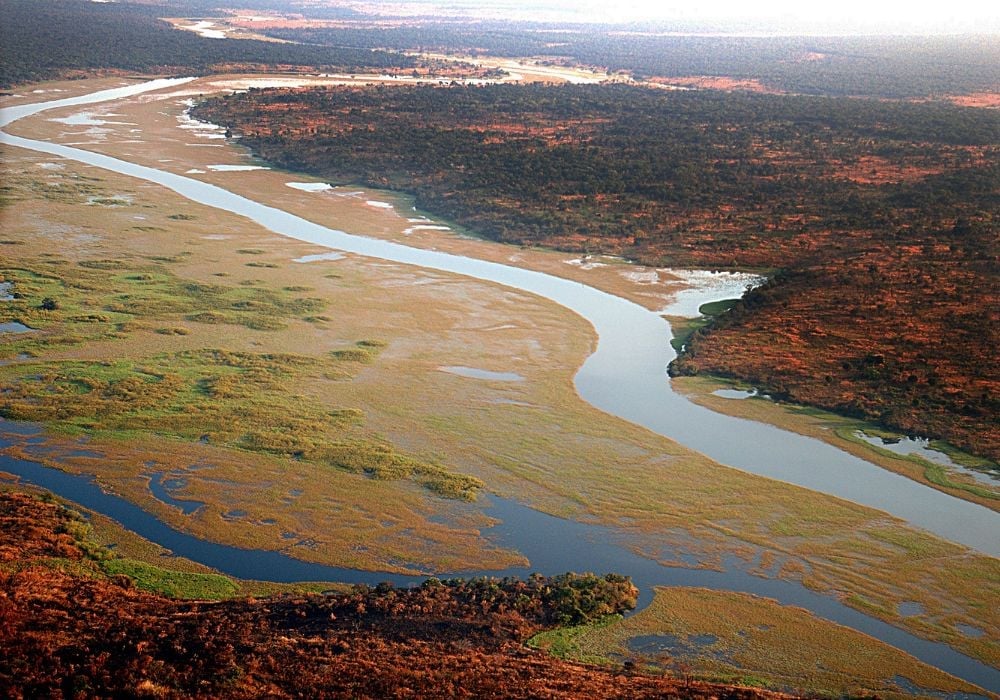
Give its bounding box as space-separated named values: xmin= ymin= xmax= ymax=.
xmin=384 ymin=0 xmax=1000 ymax=33
xmin=612 ymin=0 xmax=999 ymax=30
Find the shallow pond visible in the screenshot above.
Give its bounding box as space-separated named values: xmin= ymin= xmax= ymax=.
xmin=658 ymin=269 xmax=764 ymax=318
xmin=627 ymin=633 xmax=726 ymax=663
xmin=439 ymin=366 xmax=524 ymax=381
xmin=711 ymin=388 xmax=758 ymax=400
xmin=146 ymin=472 xmax=203 ymax=516
xmin=0 ymin=321 xmax=34 ymax=334
xmin=856 ymin=431 xmax=998 ymax=487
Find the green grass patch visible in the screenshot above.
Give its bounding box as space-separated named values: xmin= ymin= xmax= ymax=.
xmin=667 ymin=315 xmax=710 ymax=353
xmin=528 ymin=616 xmax=621 ymax=666
xmin=146 ymin=252 xmax=193 ymax=263
xmin=102 ymin=558 xmax=239 ymax=599
xmin=697 ymin=298 xmax=738 ymax=316
xmin=0 ymin=257 xmax=327 ymax=358
xmin=0 ymin=347 xmax=481 ymax=501
xmin=669 ymin=300 xmax=738 ymax=352
xmin=927 ymin=439 xmax=998 ymax=472
xmin=330 ymin=340 xmax=387 ymax=364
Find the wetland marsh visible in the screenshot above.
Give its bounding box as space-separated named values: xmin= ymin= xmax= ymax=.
xmin=1 ymin=77 xmax=998 ymax=694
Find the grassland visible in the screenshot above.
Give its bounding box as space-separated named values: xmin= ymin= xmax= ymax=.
xmin=530 ymin=587 xmax=984 ymax=698
xmin=0 ymin=256 xmax=482 ymax=501
xmin=1 ymin=78 xmax=998 ymax=674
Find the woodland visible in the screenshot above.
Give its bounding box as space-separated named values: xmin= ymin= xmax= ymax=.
xmin=0 ymin=491 xmax=793 ymax=699
xmin=193 ymin=83 xmax=999 ymax=461
xmin=0 ymin=0 xmax=413 ymax=89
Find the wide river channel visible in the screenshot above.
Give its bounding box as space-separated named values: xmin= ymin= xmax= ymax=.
xmin=1 ymin=79 xmax=998 ymax=692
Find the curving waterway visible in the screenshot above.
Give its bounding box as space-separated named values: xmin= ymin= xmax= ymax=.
xmin=3 ymin=78 xmax=997 ymax=555
xmin=1 ymin=436 xmax=997 ymax=693
xmin=2 ymin=79 xmax=998 ymax=692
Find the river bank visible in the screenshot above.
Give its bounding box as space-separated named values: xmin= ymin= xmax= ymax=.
xmin=3 ymin=78 xmax=997 ymax=554
xmin=0 ymin=76 xmax=996 ymax=688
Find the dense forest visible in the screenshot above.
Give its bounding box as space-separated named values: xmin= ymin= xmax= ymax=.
xmin=193 ymin=83 xmax=999 ymax=460
xmin=260 ymin=25 xmax=1000 ymax=98
xmin=0 ymin=0 xmax=414 ymax=88
xmin=0 ymin=490 xmax=792 ymax=699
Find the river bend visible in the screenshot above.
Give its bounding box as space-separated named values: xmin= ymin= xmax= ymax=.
xmin=2 ymin=78 xmax=997 ymax=555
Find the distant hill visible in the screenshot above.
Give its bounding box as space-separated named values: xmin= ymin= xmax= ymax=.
xmin=259 ymin=24 xmax=1000 ymax=99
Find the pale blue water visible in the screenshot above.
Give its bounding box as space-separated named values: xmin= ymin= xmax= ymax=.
xmin=439 ymin=366 xmax=524 ymax=381
xmin=855 ymin=431 xmax=999 ymax=487
xmin=0 ymin=321 xmax=34 ymax=333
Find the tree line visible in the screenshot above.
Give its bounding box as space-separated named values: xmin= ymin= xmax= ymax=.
xmin=260 ymin=25 xmax=1000 ymax=98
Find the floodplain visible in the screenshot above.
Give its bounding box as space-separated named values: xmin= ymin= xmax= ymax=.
xmin=1 ymin=75 xmax=998 ymax=695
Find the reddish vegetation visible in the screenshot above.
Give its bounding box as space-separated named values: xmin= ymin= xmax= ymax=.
xmin=193 ymin=85 xmax=999 ymax=460
xmin=828 ymin=155 xmax=948 ymax=185
xmin=671 ymin=236 xmax=999 ymax=460
xmin=0 ymin=492 xmax=795 ymax=699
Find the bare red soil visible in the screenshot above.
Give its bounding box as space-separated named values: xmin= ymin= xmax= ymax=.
xmin=647 ymin=76 xmax=779 ymax=94
xmin=947 ymin=93 xmax=1000 ymax=109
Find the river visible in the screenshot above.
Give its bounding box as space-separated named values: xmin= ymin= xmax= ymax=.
xmin=2 ymin=78 xmax=996 ymax=555
xmin=1 ymin=79 xmax=998 ymax=692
